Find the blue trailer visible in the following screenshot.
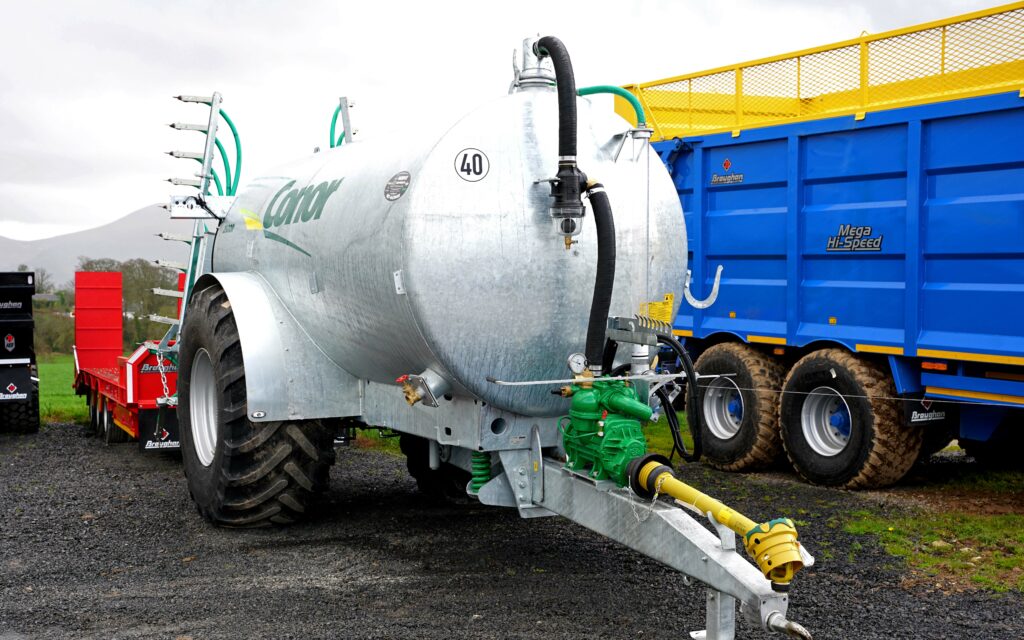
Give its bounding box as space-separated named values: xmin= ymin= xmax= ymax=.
xmin=622 ymin=3 xmax=1024 ymax=487
xmin=653 ymin=90 xmax=1024 ymax=487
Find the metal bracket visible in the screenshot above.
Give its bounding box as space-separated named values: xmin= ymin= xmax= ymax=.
xmin=684 ymin=265 xmax=724 ymax=310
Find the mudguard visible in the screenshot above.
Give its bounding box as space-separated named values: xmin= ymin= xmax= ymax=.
xmin=190 ymin=272 xmax=361 ymax=422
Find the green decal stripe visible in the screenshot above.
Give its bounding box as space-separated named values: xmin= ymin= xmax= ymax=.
xmin=262 ymin=230 xmax=312 ymax=257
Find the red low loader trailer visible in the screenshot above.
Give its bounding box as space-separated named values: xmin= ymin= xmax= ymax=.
xmin=73 ymin=271 xmax=181 ymax=450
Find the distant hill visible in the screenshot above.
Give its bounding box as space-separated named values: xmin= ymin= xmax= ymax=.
xmin=0 ymin=205 xmax=195 ymax=285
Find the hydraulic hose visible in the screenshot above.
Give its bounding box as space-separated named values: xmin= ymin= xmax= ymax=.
xmin=577 ymin=85 xmax=646 ymax=126
xmin=656 ymin=333 xmax=702 ymax=462
xmin=586 ymin=183 xmax=616 ymax=372
xmin=655 ymin=385 xmax=691 ymax=460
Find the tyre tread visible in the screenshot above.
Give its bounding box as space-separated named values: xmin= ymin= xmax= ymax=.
xmin=781 ymin=349 xmax=921 ymax=489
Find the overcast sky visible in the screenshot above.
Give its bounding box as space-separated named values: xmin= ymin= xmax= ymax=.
xmin=0 ymin=0 xmax=995 ymax=240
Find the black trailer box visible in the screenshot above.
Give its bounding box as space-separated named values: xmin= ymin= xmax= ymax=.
xmin=0 ymin=272 xmax=36 ymax=321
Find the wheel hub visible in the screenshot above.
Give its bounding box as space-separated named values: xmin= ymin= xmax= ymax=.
xmin=703 ymin=377 xmax=744 ymax=440
xmin=801 ymin=386 xmax=852 ymax=457
xmin=189 ymin=348 xmax=219 ymax=467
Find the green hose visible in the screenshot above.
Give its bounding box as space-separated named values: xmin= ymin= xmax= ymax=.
xmin=192 ymin=158 xmax=224 ymax=196
xmin=218 ymin=108 xmax=242 ymax=195
xmin=329 ymin=104 xmax=345 ymax=148
xmin=214 ymin=138 xmax=232 ymax=196
xmin=577 ymin=85 xmax=646 ymax=126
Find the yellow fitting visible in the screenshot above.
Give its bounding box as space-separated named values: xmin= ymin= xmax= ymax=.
xmin=564 ymin=236 xmax=573 ymax=250
xmin=743 ymin=519 xmax=803 ymax=585
xmin=638 ymin=461 xmax=804 ymax=584
xmin=576 ymin=369 xmax=595 ymax=389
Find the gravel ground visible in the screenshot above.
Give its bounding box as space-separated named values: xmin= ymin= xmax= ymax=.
xmin=2 ymin=424 xmax=1022 ymax=640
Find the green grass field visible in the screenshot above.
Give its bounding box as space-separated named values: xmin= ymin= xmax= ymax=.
xmin=38 ymin=353 xmax=88 ymax=424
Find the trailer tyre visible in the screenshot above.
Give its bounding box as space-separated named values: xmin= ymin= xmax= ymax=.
xmin=780 ymin=349 xmax=921 ymax=488
xmin=0 ymin=386 xmax=40 ymax=434
xmin=101 ymin=399 xmax=129 ymax=444
xmin=399 ymin=434 xmax=472 ymax=504
xmin=87 ymin=393 xmax=99 ymax=435
xmin=178 ymin=284 xmax=336 ymax=527
xmin=687 ymin=343 xmax=784 ymax=471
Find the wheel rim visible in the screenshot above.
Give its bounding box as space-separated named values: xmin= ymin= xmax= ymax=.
xmin=801 ymin=386 xmax=852 ymax=457
xmin=702 ymin=377 xmax=744 ymax=440
xmin=190 ymin=348 xmax=219 ymax=467
xmin=101 ymin=402 xmax=110 ymax=436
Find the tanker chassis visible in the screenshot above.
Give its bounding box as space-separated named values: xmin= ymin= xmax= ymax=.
xmin=163 ymin=38 xmax=814 ymax=639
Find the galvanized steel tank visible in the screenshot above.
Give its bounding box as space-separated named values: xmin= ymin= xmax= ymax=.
xmin=212 ymin=86 xmax=687 ymax=417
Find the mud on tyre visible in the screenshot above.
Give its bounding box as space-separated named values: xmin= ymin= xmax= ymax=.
xmin=780 ymin=349 xmax=922 ymax=489
xmin=687 ymin=343 xmax=784 ymax=471
xmin=178 ymin=284 xmax=336 ymax=527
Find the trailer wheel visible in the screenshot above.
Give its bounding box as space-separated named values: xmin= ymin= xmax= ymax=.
xmin=686 ymin=343 xmax=784 ymax=470
xmin=399 ymin=434 xmax=472 ymax=503
xmin=0 ymin=386 xmax=40 ymax=434
xmin=780 ymin=349 xmax=922 ymax=488
xmin=100 ymin=398 xmax=129 ymax=444
xmin=178 ymin=284 xmax=336 ymax=527
xmin=87 ymin=393 xmax=98 ymax=435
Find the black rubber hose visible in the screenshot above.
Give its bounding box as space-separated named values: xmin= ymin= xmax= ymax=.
xmin=535 ymin=36 xmax=576 ymax=159
xmin=655 ymin=385 xmax=690 ymax=460
xmin=656 ymin=333 xmax=703 ymax=462
xmin=586 ymin=185 xmax=616 ymax=371
xmin=601 ymin=339 xmax=619 ymax=374
xmin=609 ymin=363 xmax=630 ymax=377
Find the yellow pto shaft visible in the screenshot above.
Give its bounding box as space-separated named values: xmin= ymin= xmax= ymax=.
xmin=631 ymin=457 xmax=805 ymax=586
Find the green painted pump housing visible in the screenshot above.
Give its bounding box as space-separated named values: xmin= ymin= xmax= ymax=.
xmin=562 ymin=378 xmax=653 ymax=485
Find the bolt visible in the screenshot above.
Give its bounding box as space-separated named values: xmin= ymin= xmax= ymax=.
xmin=518 ymin=494 xmax=526 ymax=501
xmin=518 ymin=467 xmax=526 ymax=476
xmin=518 ymin=481 xmax=526 ymax=488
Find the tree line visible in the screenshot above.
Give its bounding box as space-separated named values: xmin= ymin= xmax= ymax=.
xmin=21 ymin=258 xmax=180 ymax=355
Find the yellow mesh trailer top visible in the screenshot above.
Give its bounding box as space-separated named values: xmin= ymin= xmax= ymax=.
xmin=618 ymin=2 xmax=1024 ymax=140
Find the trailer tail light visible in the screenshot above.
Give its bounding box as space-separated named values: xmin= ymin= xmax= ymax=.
xmin=921 ymin=361 xmax=948 ymax=372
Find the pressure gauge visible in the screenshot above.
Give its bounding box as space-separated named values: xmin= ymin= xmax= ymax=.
xmin=567 ymin=353 xmax=587 ymax=375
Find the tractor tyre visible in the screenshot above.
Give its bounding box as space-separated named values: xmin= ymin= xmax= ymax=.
xmin=686 ymin=343 xmax=784 ymax=471
xmin=0 ymin=386 xmax=40 ymax=434
xmin=399 ymin=434 xmax=472 ymax=504
xmin=178 ymin=284 xmax=336 ymax=527
xmin=780 ymin=349 xmax=922 ymax=488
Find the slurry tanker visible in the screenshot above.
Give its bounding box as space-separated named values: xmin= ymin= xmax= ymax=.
xmin=158 ymin=37 xmax=813 ymax=639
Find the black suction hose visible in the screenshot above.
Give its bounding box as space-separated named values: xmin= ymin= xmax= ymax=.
xmin=534 ymin=36 xmax=609 ymax=373
xmin=535 ymin=36 xmax=577 ymax=159
xmin=601 ymin=338 xmax=619 ymax=374
xmin=656 ymin=333 xmax=703 ymax=462
xmin=586 ymin=184 xmax=616 ymax=372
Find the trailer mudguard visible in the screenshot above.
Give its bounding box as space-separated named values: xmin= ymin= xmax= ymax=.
xmin=190 ymin=272 xmax=361 ymax=422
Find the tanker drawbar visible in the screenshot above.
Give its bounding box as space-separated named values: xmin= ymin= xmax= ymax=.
xmin=168 ymin=36 xmax=814 ymax=639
